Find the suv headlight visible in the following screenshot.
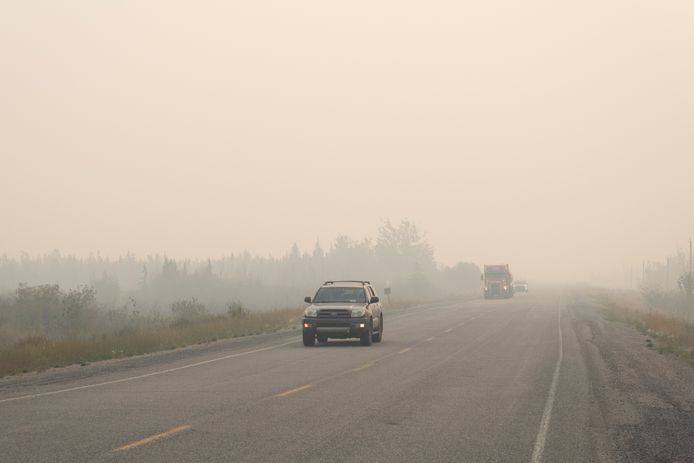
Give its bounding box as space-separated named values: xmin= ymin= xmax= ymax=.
xmin=351 ymin=307 xmax=366 ymax=317
xmin=304 ymin=307 xmax=318 ymax=317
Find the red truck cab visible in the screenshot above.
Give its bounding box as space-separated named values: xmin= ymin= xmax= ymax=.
xmin=482 ymin=264 xmax=514 ymax=299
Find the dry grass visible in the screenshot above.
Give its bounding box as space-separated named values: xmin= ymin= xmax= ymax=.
xmin=0 ymin=308 xmax=302 ymax=377
xmin=603 ymin=292 xmax=694 ymax=361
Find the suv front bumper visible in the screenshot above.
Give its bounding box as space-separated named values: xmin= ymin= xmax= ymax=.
xmin=303 ymin=317 xmax=369 ymax=339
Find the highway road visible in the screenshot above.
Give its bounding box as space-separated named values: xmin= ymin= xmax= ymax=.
xmin=2 ymin=290 xmax=694 ymax=462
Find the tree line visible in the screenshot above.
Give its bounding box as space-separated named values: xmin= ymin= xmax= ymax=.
xmin=0 ymin=220 xmax=481 ymax=319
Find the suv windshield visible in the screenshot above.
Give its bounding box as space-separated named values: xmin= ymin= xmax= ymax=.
xmin=313 ymin=287 xmax=367 ymax=304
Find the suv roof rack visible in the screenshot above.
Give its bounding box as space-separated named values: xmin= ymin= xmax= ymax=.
xmin=323 ymin=280 xmax=371 ymax=286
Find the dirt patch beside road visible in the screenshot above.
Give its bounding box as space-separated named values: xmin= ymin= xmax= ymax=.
xmin=569 ymin=292 xmax=694 ymax=462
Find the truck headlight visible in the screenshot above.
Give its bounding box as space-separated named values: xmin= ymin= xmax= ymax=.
xmin=304 ymin=307 xmax=318 ymax=317
xmin=351 ymin=307 xmax=366 ymax=317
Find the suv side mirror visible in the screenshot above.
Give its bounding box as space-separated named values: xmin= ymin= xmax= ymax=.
xmin=304 ymin=297 xmax=312 ymax=304
xmin=370 ymin=296 xmax=379 ymax=304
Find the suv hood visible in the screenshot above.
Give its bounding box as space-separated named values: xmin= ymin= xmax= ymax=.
xmin=309 ymin=303 xmax=367 ymax=311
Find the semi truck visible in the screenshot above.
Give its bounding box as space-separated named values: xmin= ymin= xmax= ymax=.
xmin=482 ymin=264 xmax=514 ymax=299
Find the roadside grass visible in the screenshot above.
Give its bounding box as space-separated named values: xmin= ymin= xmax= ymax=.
xmin=0 ymin=308 xmax=302 ymax=377
xmin=601 ymin=292 xmax=694 ymax=364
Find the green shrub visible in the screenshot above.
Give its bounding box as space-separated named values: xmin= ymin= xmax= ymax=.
xmin=170 ymin=298 xmax=207 ymax=324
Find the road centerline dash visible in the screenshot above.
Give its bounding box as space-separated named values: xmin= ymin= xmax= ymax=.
xmin=113 ymin=425 xmax=191 ymax=452
xmin=274 ymin=384 xmax=312 ymax=398
xmin=352 ymin=362 xmax=375 ymax=372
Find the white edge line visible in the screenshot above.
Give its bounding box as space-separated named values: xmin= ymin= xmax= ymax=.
xmin=530 ymin=302 xmax=563 ymax=463
xmin=0 ymin=339 xmax=297 ymax=404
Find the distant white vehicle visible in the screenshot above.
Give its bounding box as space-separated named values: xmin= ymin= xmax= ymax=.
xmin=513 ymin=281 xmax=529 ymax=293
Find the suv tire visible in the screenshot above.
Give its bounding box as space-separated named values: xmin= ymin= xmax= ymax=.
xmin=303 ymin=333 xmax=315 ymax=347
xmin=372 ymin=315 xmax=383 ymax=343
xmin=360 ymin=320 xmax=373 ymax=346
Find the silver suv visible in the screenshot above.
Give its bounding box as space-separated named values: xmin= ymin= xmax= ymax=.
xmin=302 ymin=281 xmax=383 ymax=346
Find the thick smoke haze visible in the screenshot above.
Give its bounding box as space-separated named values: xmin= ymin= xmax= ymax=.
xmin=2 ymin=1 xmax=693 ymax=284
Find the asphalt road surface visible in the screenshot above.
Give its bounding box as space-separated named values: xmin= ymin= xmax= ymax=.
xmin=2 ymin=290 xmax=694 ymax=462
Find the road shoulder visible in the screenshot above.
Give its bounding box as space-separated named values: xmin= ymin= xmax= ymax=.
xmin=569 ymin=293 xmax=694 ymax=462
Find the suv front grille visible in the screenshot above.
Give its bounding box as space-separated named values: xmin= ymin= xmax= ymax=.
xmin=317 ymin=309 xmax=351 ymax=318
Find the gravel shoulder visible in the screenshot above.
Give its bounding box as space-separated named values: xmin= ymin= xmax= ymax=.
xmin=569 ymin=292 xmax=694 ymax=462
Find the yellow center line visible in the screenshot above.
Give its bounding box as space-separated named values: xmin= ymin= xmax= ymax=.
xmin=113 ymin=425 xmax=191 ymax=452
xmin=274 ymin=384 xmax=312 ymax=398
xmin=352 ymin=362 xmax=376 ymax=372
xmin=265 ymin=311 xmax=492 ymax=400
xmin=269 ymin=311 xmax=489 ymax=400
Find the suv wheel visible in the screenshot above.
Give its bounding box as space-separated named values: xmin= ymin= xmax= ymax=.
xmin=303 ymin=333 xmax=315 ymax=347
xmin=360 ymin=320 xmax=373 ymax=346
xmin=372 ymin=316 xmax=383 ymax=343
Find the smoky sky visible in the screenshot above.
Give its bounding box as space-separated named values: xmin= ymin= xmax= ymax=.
xmin=2 ymin=1 xmax=693 ymax=283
